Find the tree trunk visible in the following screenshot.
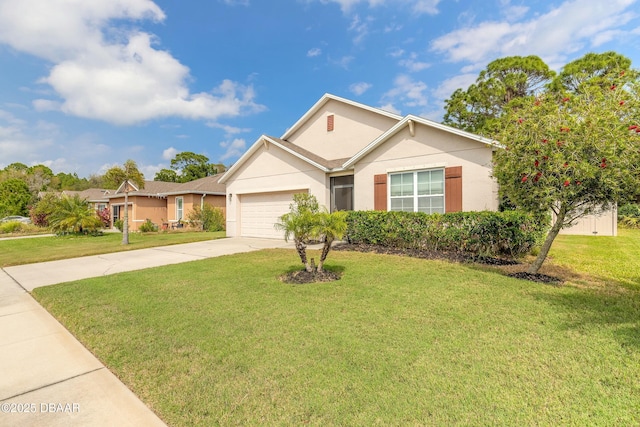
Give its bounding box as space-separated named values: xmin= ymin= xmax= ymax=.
xmin=122 ymin=184 xmax=129 ymax=245
xmin=317 ymin=237 xmax=333 ymax=272
xmin=527 ymin=204 xmax=567 ymax=274
xmin=295 ymin=239 xmax=312 ymax=272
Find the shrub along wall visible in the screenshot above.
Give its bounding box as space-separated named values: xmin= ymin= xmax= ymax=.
xmin=344 ymin=211 xmax=547 ymax=259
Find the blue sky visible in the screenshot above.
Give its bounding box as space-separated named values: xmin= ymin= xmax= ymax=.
xmin=1 ymin=0 xmax=639 ymax=179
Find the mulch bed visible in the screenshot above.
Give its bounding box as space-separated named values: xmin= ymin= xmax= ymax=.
xmin=280 ymin=269 xmax=342 ymax=284
xmin=332 ymin=242 xmax=563 ymax=284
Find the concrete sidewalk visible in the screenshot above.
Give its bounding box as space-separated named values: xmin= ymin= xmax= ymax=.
xmin=0 ymin=237 xmax=291 ymax=426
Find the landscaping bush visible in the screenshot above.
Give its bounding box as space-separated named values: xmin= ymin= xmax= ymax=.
xmin=0 ymin=221 xmax=28 ymax=234
xmin=138 ymin=219 xmax=158 ymax=233
xmin=186 ymin=204 xmax=225 ymax=231
xmin=345 ymin=210 xmax=547 ymax=259
xmin=618 ymin=203 xmax=640 ymax=228
xmin=29 ymin=192 xmax=59 ymax=227
xmin=114 ymin=219 xmax=124 ymax=232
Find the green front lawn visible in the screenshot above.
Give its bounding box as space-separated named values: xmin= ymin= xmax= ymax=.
xmin=33 ymin=234 xmax=640 ymax=426
xmin=0 ymin=231 xmax=224 ymax=267
xmin=548 ymin=228 xmax=640 ymax=287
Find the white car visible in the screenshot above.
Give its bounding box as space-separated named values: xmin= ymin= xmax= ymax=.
xmin=0 ymin=215 xmax=32 ymax=224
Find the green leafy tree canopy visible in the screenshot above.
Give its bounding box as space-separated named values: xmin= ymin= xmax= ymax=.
xmin=155 ymin=152 xmax=226 ymax=182
xmin=494 ymin=77 xmax=640 ymax=274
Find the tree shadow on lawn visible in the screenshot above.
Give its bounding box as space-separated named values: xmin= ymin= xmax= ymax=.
xmin=530 ymin=285 xmax=640 ymax=349
xmin=279 ymin=264 xmax=346 ymax=284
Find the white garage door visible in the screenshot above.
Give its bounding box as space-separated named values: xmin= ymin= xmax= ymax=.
xmin=239 ymin=190 xmax=307 ymax=239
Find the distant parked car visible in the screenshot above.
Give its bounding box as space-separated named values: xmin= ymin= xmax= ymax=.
xmin=0 ymin=215 xmax=32 ymax=224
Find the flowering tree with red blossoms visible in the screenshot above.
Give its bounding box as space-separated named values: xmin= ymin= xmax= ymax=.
xmin=494 ymin=79 xmax=640 ymax=274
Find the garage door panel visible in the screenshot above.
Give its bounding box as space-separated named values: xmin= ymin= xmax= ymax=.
xmin=240 ymin=190 xmax=307 ymax=239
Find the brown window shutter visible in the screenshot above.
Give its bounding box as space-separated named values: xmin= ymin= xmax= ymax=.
xmin=374 ymin=174 xmax=387 ymax=211
xmin=445 ymin=166 xmax=462 ymax=213
xmin=327 ymin=114 xmax=334 ymax=131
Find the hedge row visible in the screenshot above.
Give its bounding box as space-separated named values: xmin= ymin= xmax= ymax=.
xmin=344 ymin=210 xmax=547 ymax=259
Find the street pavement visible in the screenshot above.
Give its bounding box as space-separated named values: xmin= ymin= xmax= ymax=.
xmin=0 ymin=237 xmax=291 ymax=426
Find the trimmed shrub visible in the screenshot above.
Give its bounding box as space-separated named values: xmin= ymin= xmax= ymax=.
xmin=114 ymin=219 xmax=124 ymax=232
xmin=345 ymin=210 xmax=547 ymax=259
xmin=186 ymin=204 xmax=225 ymax=231
xmin=138 ymin=219 xmax=158 ymax=233
xmin=618 ymin=203 xmax=640 ymax=229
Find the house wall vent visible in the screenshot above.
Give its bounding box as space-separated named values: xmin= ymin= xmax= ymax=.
xmin=327 ymin=114 xmax=334 ymax=132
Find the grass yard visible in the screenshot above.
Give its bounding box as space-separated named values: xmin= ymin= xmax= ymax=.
xmin=547 ymin=228 xmax=640 ymax=288
xmin=32 ymin=233 xmax=640 ymax=426
xmin=0 ymin=231 xmax=224 ymax=267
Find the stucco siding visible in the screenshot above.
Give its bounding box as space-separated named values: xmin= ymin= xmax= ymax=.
xmin=131 ymin=196 xmax=167 ymax=230
xmin=286 ymin=99 xmax=399 ymax=160
xmin=353 ymin=125 xmax=499 ymax=212
xmin=225 ymin=143 xmax=329 ymax=237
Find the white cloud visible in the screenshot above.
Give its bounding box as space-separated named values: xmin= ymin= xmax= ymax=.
xmin=207 ymin=122 xmax=252 ymax=137
xmin=399 ymin=53 xmax=431 ymax=72
xmin=348 ymin=14 xmax=371 ymax=44
xmin=388 ymin=48 xmax=405 ymax=58
xmin=220 ymin=138 xmax=247 ymax=161
xmin=0 ymin=0 xmax=265 ymax=125
xmin=381 ymin=74 xmax=429 ymax=110
xmin=432 ymin=73 xmax=477 ymax=100
xmin=222 ymin=0 xmax=249 ymax=5
xmin=378 ymin=102 xmax=401 ymax=115
xmin=315 ymin=0 xmax=440 ymax=15
xmin=307 ymin=47 xmax=322 ymax=57
xmin=349 ymin=82 xmax=373 ymax=95
xmin=162 ymin=147 xmax=178 ymax=160
xmin=430 ymin=0 xmax=637 ymax=65
xmin=330 ymin=55 xmax=355 ymax=69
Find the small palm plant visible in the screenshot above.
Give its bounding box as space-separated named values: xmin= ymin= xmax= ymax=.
xmin=315 ymin=210 xmax=348 ymax=272
xmin=274 ymin=193 xmax=319 ymax=272
xmin=275 ymin=193 xmax=347 ymax=275
xmin=49 ymin=195 xmax=103 ymax=235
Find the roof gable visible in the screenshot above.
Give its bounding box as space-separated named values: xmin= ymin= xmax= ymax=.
xmin=343 ymin=115 xmax=499 ymax=168
xmin=281 ymin=93 xmax=402 ymax=141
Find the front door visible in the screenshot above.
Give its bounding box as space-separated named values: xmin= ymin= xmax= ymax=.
xmin=112 ymin=205 xmax=121 ymax=227
xmin=331 ymin=176 xmax=354 ymax=212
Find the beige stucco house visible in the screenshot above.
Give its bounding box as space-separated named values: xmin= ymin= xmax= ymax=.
xmin=106 ymin=174 xmax=226 ymax=231
xmin=220 ymin=93 xmax=617 ymax=239
xmin=219 ymin=94 xmax=500 ymax=238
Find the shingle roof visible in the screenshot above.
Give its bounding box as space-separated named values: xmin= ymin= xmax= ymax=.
xmin=109 ymin=175 xmax=226 ymax=198
xmin=61 ymin=189 xmax=111 ymax=202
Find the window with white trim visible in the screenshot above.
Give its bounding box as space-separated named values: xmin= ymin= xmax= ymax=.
xmin=389 ymin=169 xmax=444 ymax=214
xmin=176 ymin=197 xmax=184 ymax=220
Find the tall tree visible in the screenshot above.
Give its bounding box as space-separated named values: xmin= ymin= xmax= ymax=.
xmin=103 ymin=160 xmax=145 ymax=244
xmin=494 ymin=76 xmax=640 ymax=274
xmin=444 ymin=56 xmax=555 ymax=135
xmin=0 ymin=178 xmax=32 ymax=217
xmin=551 ymin=51 xmax=637 ymax=93
xmin=153 ymin=168 xmax=179 ymax=182
xmin=157 ymin=152 xmax=225 ymax=183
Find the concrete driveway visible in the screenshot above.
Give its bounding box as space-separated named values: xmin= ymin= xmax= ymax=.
xmin=0 ymin=237 xmax=291 ymax=426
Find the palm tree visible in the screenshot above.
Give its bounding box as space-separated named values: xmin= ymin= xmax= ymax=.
xmin=315 ymin=210 xmax=348 ymax=272
xmin=104 ymin=160 xmax=145 ymax=245
xmin=274 ymin=193 xmax=319 ymax=272
xmin=49 ymin=195 xmax=103 ymax=234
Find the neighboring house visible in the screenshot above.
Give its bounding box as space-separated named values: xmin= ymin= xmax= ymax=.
xmin=105 ymin=174 xmax=226 ymax=231
xmin=219 ymin=93 xmax=616 ymax=238
xmin=219 ymin=94 xmax=499 ymax=239
xmin=62 ymin=188 xmax=111 ymax=212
